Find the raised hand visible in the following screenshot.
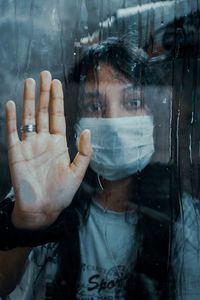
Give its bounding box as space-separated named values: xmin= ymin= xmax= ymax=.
xmin=6 ymin=71 xmax=92 ymax=229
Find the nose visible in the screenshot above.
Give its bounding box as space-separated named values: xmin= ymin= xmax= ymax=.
xmin=103 ymin=102 xmax=122 ymax=118
xmin=100 ymin=83 xmax=123 ymax=118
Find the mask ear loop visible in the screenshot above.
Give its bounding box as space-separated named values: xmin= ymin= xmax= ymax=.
xmin=97 ymin=173 xmax=121 ymax=276
xmin=97 ymin=174 xmax=104 ymax=190
xmin=97 ymin=174 xmax=123 ymax=277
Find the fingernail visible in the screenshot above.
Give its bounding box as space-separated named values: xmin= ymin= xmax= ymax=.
xmin=7 ymin=100 xmax=14 ymax=110
xmin=26 ymin=78 xmax=35 ymax=88
xmin=42 ymin=71 xmax=51 ymax=81
xmin=84 ymin=129 xmax=91 ymax=140
xmin=52 ymin=79 xmax=61 ymax=87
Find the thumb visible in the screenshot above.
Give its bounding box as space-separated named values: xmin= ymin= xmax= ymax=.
xmin=70 ymin=129 xmax=93 ymax=179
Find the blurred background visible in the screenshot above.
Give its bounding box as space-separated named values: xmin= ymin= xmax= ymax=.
xmin=0 ymin=0 xmax=200 ymax=199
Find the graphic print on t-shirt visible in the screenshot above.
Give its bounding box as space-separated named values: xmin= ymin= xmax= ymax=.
xmin=77 ymin=263 xmax=132 ymax=299
xmin=77 ymin=200 xmax=138 ymax=300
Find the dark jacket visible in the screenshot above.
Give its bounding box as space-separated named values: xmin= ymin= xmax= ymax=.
xmin=0 ymin=164 xmax=177 ymax=299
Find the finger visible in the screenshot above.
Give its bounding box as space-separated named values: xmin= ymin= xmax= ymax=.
xmin=49 ymin=79 xmax=66 ymax=136
xmin=71 ymin=130 xmax=92 ymax=178
xmin=21 ymin=78 xmax=36 ymax=140
xmin=6 ymin=101 xmax=20 ymax=149
xmin=36 ymin=71 xmax=52 ymax=133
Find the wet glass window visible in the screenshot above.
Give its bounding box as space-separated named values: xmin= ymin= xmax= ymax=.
xmin=0 ymin=1 xmax=200 ymax=299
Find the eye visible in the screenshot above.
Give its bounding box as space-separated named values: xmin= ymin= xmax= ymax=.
xmin=87 ymin=102 xmax=103 ymax=112
xmin=81 ymin=101 xmax=103 ymax=113
xmin=125 ymin=98 xmax=142 ymax=110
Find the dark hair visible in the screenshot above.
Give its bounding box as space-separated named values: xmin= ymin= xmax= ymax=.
xmin=51 ymin=33 xmax=180 ymax=299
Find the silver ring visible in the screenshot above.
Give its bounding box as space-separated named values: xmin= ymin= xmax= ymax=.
xmin=20 ymin=124 xmax=37 ymax=134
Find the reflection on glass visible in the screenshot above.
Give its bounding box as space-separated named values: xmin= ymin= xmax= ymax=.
xmin=0 ymin=1 xmax=200 ymax=300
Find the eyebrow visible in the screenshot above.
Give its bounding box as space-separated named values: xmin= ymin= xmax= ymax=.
xmin=121 ymin=84 xmax=134 ymax=93
xmin=83 ymin=90 xmax=103 ymax=100
xmin=122 ymin=84 xmax=144 ymax=93
xmin=121 ymin=85 xmax=144 ymax=96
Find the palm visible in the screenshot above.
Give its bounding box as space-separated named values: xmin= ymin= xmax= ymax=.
xmin=6 ymin=71 xmax=92 ymax=229
xmin=10 ymin=134 xmax=74 ymax=208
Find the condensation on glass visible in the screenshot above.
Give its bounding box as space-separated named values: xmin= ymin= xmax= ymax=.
xmin=0 ymin=1 xmax=200 ymax=299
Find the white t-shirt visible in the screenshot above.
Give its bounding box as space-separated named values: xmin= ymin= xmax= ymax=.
xmin=77 ymin=200 xmax=138 ymax=300
xmin=5 ymin=193 xmax=200 ymax=300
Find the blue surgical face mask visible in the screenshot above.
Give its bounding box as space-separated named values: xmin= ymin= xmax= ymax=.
xmin=75 ymin=116 xmax=155 ymax=181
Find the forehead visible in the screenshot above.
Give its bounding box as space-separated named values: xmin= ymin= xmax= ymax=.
xmin=85 ymin=62 xmax=132 ymax=89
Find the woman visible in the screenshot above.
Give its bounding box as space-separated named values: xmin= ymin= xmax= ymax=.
xmin=0 ymin=34 xmax=199 ymax=300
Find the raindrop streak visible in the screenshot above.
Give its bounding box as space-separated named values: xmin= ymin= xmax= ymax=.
xmin=170 ymin=56 xmax=183 ymax=218
xmin=57 ymin=0 xmax=67 ymax=80
xmin=189 ymin=133 xmax=192 ymax=164
xmin=121 ymin=0 xmax=127 ymax=36
xmin=161 ymin=0 xmax=165 ymax=25
xmin=99 ymin=0 xmax=104 ymax=42
xmin=169 ymin=87 xmax=173 ymax=161
xmin=150 ymin=0 xmax=155 ymax=56
xmin=144 ymin=0 xmax=150 ymax=48
xmin=14 ymin=0 xmax=19 ymax=75
xmin=74 ymin=0 xmax=83 ymax=43
xmin=137 ymin=0 xmax=142 ymax=48
xmin=24 ymin=0 xmax=35 ymax=72
xmin=122 ymin=0 xmax=126 ymax=9
xmin=106 ymin=0 xmax=112 ymax=36
xmin=190 ymin=56 xmax=199 ymax=196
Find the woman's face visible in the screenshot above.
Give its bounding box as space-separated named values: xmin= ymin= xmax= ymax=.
xmin=76 ymin=62 xmax=155 ymax=182
xmin=80 ymin=62 xmax=150 ymax=118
